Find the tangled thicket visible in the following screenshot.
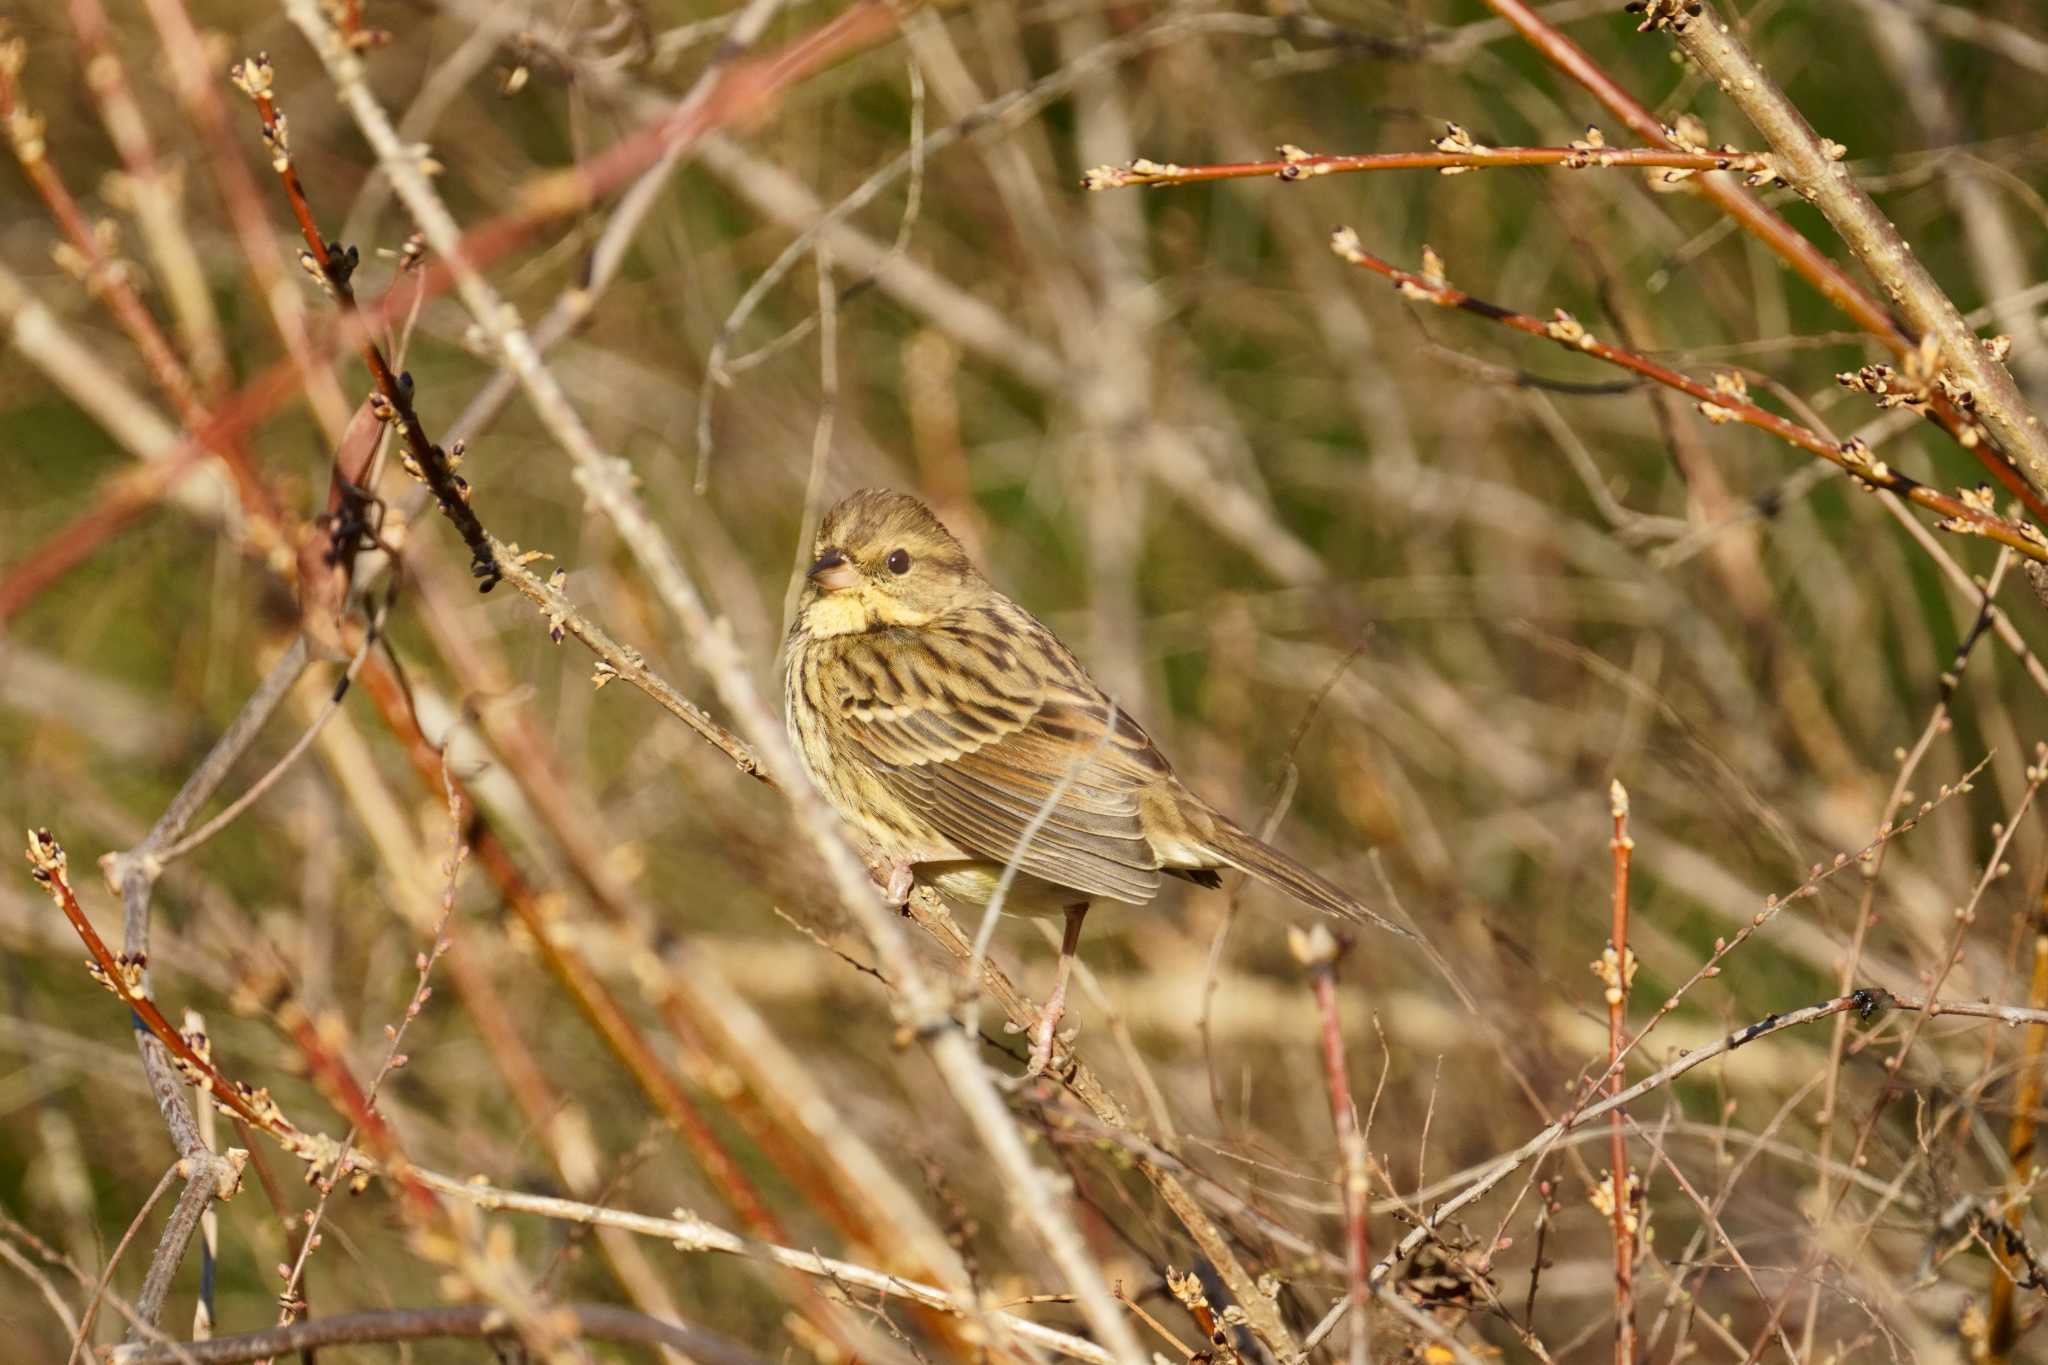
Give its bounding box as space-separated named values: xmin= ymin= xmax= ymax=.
xmin=5 ymin=1 xmax=2048 ymax=1362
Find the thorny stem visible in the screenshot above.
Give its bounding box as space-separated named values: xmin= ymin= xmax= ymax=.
xmin=1329 ymin=229 xmax=2048 ymax=562
xmin=228 ymin=55 xmax=499 ymax=591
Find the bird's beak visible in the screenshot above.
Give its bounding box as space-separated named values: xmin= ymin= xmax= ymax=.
xmin=807 ymin=547 xmax=860 ymax=593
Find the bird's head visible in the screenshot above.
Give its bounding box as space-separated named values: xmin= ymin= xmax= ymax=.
xmin=797 ymin=489 xmax=987 ymax=637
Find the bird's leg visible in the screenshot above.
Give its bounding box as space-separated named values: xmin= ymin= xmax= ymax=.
xmin=1024 ymin=904 xmax=1089 ymax=1079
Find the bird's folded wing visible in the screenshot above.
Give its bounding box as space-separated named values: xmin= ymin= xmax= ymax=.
xmin=834 ymin=625 xmax=1163 ymax=903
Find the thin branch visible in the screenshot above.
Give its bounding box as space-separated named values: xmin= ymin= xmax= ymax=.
xmin=1984 ymin=886 xmax=2048 ymax=1362
xmin=283 ymin=2 xmax=1147 ymax=1353
xmin=1294 ymin=925 xmax=1374 ymax=1365
xmin=1654 ymin=2 xmax=2048 ymax=498
xmin=25 ymin=830 xmax=309 ymax=1151
xmin=1081 ymin=139 xmax=1767 ymax=189
xmin=1482 ymin=0 xmax=2044 ymax=517
xmin=1329 ymin=228 xmax=2048 ymax=561
xmin=107 ymin=1303 xmax=760 ymax=1365
xmin=1305 ymin=989 xmax=1894 ymax=1349
xmin=63 ymin=1163 xmax=178 ymax=1365
xmin=129 ymin=1173 xmax=215 ymax=1340
xmin=349 ymin=1169 xmax=1111 ymax=1364
xmin=1601 ymin=781 xmax=1637 ymax=1365
xmin=227 ymin=54 xmax=498 ymax=590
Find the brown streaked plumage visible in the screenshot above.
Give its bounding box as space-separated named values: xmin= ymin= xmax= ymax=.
xmin=784 ymin=489 xmax=1405 ymax=1073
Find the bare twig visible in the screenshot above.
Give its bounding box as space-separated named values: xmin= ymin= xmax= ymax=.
xmin=1601 ymin=781 xmax=1637 ymax=1365
xmin=1082 ymin=139 xmax=1766 ymax=189
xmin=1985 ymin=887 xmax=2048 ymax=1362
xmin=1656 ymin=2 xmax=2048 ymax=496
xmin=108 ymin=1303 xmax=759 ymax=1365
xmin=1329 ymin=228 xmax=2048 ymax=561
xmin=1306 ymin=989 xmax=1900 ymax=1349
xmin=1294 ymin=924 xmax=1373 ymax=1365
xmin=63 ymin=1163 xmax=178 ymax=1364
xmin=281 ymin=4 xmax=1146 ymax=1353
xmin=227 ymin=54 xmax=498 ymax=590
xmin=1483 ymin=0 xmax=2046 ymax=518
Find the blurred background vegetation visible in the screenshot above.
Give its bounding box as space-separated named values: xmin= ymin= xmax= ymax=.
xmin=5 ymin=0 xmax=2048 ymax=1360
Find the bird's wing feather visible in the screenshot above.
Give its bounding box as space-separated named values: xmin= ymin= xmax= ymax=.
xmin=830 ymin=614 xmax=1165 ymax=903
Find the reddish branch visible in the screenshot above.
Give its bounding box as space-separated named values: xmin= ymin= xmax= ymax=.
xmin=106 ymin=1302 xmax=757 ymax=1365
xmin=0 ymin=34 xmax=283 ymax=540
xmin=1479 ymin=0 xmax=2045 ymax=521
xmin=1602 ymin=783 xmax=1636 ymax=1365
xmin=1083 ymin=139 xmax=1765 ymax=189
xmin=1329 ymin=229 xmax=2048 ymax=563
xmin=0 ymin=0 xmax=904 ymax=619
xmin=350 ymin=655 xmax=794 ymax=1246
xmin=24 ymin=831 xmax=304 ymax=1149
xmin=1295 ymin=924 xmax=1373 ymax=1365
xmin=28 ymin=826 xmax=445 ymax=1229
xmin=1985 ymin=894 xmax=2048 ymax=1361
xmin=229 ymin=54 xmax=498 ymax=591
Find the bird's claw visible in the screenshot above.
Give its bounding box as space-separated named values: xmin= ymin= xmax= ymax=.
xmin=884 ymin=862 xmax=915 ymax=907
xmin=1004 ymin=1009 xmax=1074 ymax=1089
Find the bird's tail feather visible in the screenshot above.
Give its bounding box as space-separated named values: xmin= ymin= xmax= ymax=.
xmin=1203 ymin=819 xmax=1411 ymax=939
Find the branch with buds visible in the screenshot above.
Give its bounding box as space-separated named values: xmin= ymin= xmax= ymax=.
xmin=1082 ymin=124 xmax=1770 ymax=190
xmin=1328 ymin=228 xmax=2048 ymax=562
xmin=228 ymin=52 xmax=498 ymax=591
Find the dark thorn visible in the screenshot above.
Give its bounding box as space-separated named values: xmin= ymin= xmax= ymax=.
xmin=331 ymin=675 xmax=351 ymax=704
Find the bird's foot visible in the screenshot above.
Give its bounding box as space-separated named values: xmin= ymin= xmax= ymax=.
xmin=863 ymin=853 xmax=916 ymax=909
xmin=1004 ymin=1005 xmax=1074 ymax=1089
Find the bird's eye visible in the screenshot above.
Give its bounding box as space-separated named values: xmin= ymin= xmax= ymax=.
xmin=885 ymin=548 xmax=912 ymax=575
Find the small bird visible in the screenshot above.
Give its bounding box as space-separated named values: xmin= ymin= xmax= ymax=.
xmin=784 ymin=489 xmax=1405 ymax=1075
